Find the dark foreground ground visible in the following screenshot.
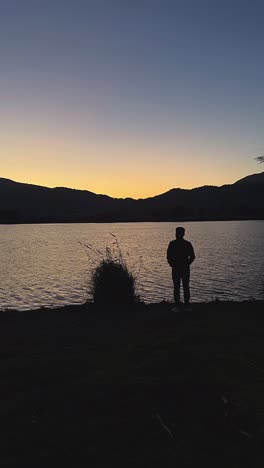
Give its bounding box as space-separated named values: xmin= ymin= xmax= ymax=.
xmin=1 ymin=301 xmax=264 ymax=467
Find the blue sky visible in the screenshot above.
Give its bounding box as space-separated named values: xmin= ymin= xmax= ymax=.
xmin=0 ymin=0 xmax=263 ymax=197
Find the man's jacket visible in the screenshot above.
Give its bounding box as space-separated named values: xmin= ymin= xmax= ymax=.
xmin=167 ymin=239 xmax=195 ymax=270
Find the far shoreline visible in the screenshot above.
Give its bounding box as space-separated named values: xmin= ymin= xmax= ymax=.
xmin=1 ymin=218 xmax=264 ymax=226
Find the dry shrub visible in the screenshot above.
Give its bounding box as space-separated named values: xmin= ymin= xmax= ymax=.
xmin=80 ymin=234 xmax=140 ymax=305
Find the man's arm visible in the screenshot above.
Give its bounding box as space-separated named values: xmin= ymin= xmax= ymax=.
xmin=188 ymin=243 xmax=195 ymax=265
xmin=167 ymin=241 xmax=175 ymax=267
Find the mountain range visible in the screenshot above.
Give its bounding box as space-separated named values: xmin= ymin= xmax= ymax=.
xmin=0 ymin=172 xmax=264 ymax=223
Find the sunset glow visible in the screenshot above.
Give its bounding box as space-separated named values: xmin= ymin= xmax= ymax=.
xmin=1 ymin=1 xmax=263 ymax=198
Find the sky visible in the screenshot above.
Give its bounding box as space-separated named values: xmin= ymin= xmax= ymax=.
xmin=0 ymin=0 xmax=264 ymax=198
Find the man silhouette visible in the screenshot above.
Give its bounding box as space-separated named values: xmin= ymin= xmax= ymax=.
xmin=167 ymin=227 xmax=195 ymax=311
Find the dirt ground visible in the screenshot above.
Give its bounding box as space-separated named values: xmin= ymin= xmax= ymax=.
xmin=1 ymin=300 xmax=264 ymax=467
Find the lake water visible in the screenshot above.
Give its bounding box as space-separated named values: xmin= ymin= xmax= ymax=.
xmin=0 ymin=221 xmax=264 ymax=310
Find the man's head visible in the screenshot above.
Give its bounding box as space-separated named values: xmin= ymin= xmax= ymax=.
xmin=176 ymin=226 xmax=185 ymax=239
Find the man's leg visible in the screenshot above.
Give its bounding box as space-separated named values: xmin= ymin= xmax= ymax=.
xmin=172 ymin=269 xmax=181 ymax=304
xmin=182 ymin=268 xmax=190 ymax=304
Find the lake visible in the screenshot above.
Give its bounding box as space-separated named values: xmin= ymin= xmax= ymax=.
xmin=0 ymin=221 xmax=264 ymax=310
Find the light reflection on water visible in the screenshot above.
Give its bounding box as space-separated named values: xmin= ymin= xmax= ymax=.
xmin=0 ymin=221 xmax=263 ymax=310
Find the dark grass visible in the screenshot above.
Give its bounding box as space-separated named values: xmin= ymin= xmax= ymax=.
xmin=1 ymin=301 xmax=264 ymax=467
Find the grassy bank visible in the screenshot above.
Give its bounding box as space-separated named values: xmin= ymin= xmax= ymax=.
xmin=1 ymin=301 xmax=264 ymax=467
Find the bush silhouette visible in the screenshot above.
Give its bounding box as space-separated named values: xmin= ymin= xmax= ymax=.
xmin=80 ymin=234 xmax=139 ymax=306
xmin=91 ymin=258 xmax=137 ymax=305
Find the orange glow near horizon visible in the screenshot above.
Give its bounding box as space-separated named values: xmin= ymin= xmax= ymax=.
xmin=0 ymin=115 xmax=259 ymax=199
xmin=1 ymin=163 xmax=256 ymax=199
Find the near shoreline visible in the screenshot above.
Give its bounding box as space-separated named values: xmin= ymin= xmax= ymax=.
xmin=2 ymin=298 xmax=264 ymax=314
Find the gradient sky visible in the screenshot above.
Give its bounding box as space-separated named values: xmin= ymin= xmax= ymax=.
xmin=1 ymin=0 xmax=264 ymax=198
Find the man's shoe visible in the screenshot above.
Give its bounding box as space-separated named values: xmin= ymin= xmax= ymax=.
xmin=171 ymin=305 xmax=181 ymax=312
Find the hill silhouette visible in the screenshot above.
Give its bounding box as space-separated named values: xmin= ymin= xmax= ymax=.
xmin=0 ymin=172 xmax=264 ymax=223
